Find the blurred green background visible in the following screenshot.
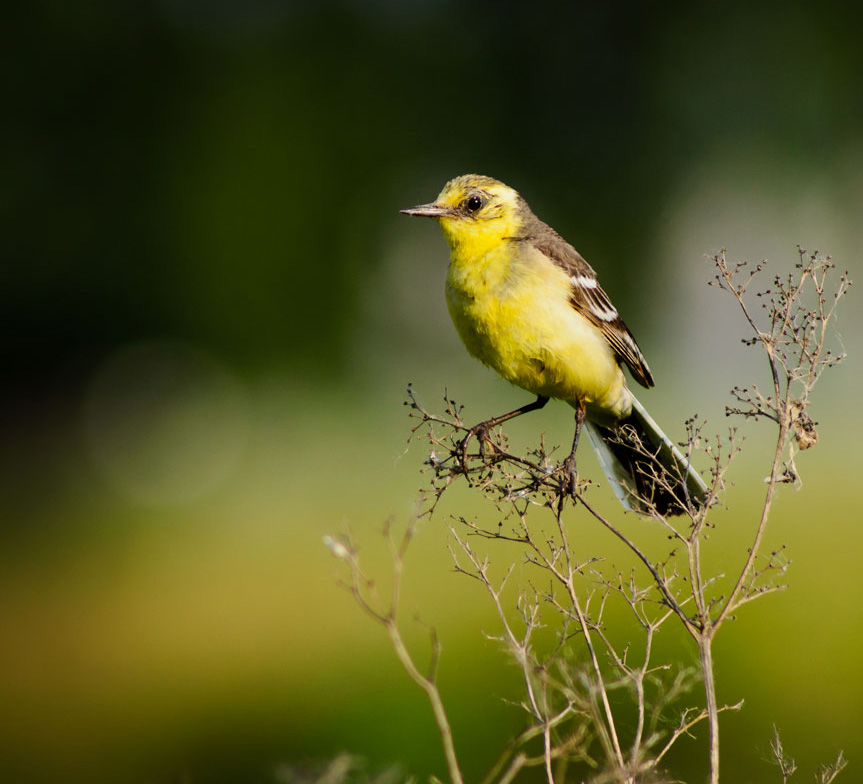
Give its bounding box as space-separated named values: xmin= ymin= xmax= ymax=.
xmin=3 ymin=0 xmax=862 ymax=782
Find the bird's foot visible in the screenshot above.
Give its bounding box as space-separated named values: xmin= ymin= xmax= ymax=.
xmin=562 ymin=454 xmax=579 ymax=499
xmin=456 ymin=422 xmax=496 ymax=473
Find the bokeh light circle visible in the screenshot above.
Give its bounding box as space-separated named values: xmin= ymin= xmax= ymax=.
xmin=83 ymin=340 xmax=249 ymax=506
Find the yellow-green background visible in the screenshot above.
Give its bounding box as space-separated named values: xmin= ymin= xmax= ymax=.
xmin=3 ymin=1 xmax=862 ymax=782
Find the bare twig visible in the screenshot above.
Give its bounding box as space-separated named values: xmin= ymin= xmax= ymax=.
xmin=325 ymin=525 xmax=464 ymax=784
xmin=329 ymin=248 xmax=849 ymax=784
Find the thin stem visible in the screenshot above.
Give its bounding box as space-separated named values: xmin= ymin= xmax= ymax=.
xmin=385 ymin=619 xmax=464 ymax=784
xmin=650 ymin=703 xmax=745 ymax=769
xmin=715 ymin=416 xmax=787 ymax=628
xmin=699 ymin=635 xmax=720 ymax=784
xmin=448 ymin=531 xmax=558 ymax=784
xmin=688 ymin=535 xmax=707 ymax=622
xmin=498 ymin=754 xmax=527 ymax=784
xmin=630 ymin=624 xmax=655 ymax=766
xmin=554 ymin=510 xmax=627 ymax=778
xmin=578 ymin=495 xmax=697 ymax=637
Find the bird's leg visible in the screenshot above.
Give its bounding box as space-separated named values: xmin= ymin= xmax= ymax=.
xmin=457 ymin=395 xmax=549 ymax=471
xmin=563 ymin=398 xmax=587 ymax=498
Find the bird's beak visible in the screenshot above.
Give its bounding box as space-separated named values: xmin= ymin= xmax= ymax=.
xmin=400 ymin=202 xmax=455 ymax=218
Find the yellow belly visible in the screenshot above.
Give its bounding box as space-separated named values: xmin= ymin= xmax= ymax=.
xmin=445 ymin=242 xmax=631 ymax=419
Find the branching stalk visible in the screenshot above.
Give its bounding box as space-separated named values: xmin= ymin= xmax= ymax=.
xmin=329 ymin=249 xmax=849 ymax=784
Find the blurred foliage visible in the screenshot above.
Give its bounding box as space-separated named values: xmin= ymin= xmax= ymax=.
xmin=6 ymin=0 xmax=863 ymax=385
xmin=2 ymin=0 xmax=862 ymax=782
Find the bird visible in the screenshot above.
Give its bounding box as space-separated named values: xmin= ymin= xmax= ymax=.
xmin=401 ymin=174 xmax=707 ymax=516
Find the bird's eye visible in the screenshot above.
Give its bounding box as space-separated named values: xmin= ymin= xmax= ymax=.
xmin=464 ymin=194 xmax=484 ymax=213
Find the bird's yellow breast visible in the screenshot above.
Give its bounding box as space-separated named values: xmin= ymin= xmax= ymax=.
xmin=444 ymin=239 xmax=631 ymax=418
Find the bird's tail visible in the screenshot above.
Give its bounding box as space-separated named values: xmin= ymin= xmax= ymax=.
xmin=585 ymin=395 xmax=708 ymax=516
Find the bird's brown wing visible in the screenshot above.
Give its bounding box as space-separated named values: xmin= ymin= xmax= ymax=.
xmin=531 ymin=229 xmax=655 ymax=389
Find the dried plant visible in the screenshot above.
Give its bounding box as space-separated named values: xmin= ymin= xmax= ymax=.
xmin=326 ymin=248 xmax=850 ymax=784
xmin=769 ymin=726 xmax=847 ymax=784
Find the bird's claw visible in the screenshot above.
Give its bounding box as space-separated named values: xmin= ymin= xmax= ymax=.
xmin=562 ymin=454 xmax=579 ymax=499
xmin=456 ymin=423 xmax=494 ymax=473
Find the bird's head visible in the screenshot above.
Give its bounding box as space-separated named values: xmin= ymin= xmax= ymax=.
xmin=400 ymin=174 xmax=528 ymax=253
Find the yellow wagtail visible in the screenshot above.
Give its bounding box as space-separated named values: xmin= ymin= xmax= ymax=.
xmin=401 ymin=174 xmax=707 ymax=515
